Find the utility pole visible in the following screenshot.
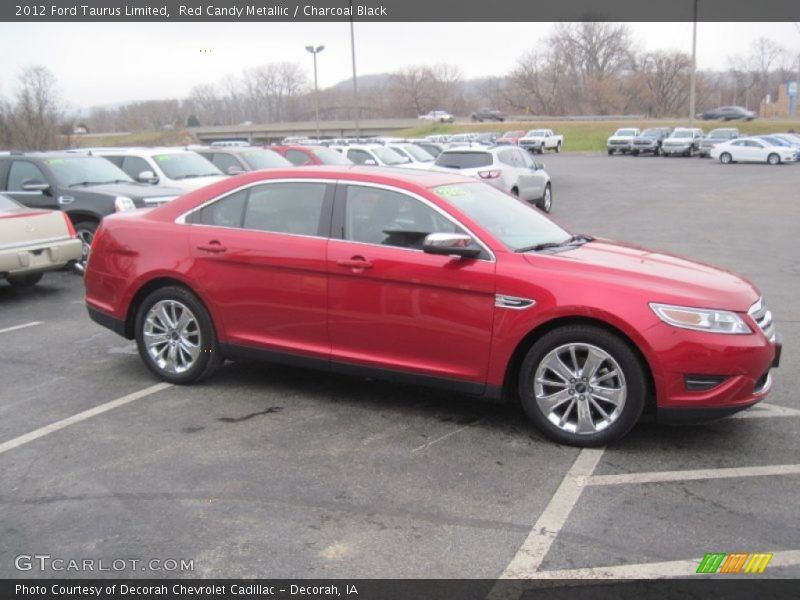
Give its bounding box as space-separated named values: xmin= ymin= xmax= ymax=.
xmin=689 ymin=0 xmax=698 ymax=127
xmin=305 ymin=45 xmax=325 ymax=139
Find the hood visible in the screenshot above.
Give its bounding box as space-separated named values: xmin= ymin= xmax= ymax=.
xmin=608 ymin=135 xmax=634 ymax=142
xmin=524 ymin=239 xmax=758 ymax=311
xmin=79 ymin=182 xmax=183 ymax=200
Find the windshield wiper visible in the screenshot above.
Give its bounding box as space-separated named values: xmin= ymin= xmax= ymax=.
xmin=69 ymin=181 xmax=107 ymax=187
xmin=515 ymin=234 xmax=594 ymax=253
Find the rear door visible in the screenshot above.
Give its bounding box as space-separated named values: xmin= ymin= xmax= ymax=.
xmin=326 ymin=183 xmax=496 ymax=389
xmin=187 ymin=179 xmax=334 ymax=360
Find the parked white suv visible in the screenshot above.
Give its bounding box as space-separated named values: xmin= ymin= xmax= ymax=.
xmin=339 ymin=144 xmax=418 ymax=169
xmin=606 ymin=128 xmax=641 ymax=155
xmin=91 ymin=148 xmax=227 ymax=192
xmin=431 ymin=146 xmax=553 ymax=212
xmin=386 ymin=143 xmax=436 ymax=167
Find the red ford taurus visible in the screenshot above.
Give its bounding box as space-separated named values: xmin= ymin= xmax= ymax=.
xmin=84 ymin=167 xmax=780 ymax=446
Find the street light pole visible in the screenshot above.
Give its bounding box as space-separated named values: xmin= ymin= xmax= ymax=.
xmin=349 ymin=0 xmax=360 ymax=138
xmin=305 ymin=45 xmax=325 ymax=139
xmin=689 ymin=0 xmax=698 ymax=128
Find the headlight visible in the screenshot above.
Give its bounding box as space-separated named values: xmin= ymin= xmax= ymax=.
xmin=114 ymin=196 xmax=136 ymax=212
xmin=650 ymin=303 xmax=751 ymax=334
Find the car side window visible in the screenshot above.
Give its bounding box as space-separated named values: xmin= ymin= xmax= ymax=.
xmin=8 ymin=161 xmax=47 ymax=191
xmin=343 ymin=185 xmax=463 ymax=250
xmin=517 ymin=149 xmax=535 ymax=168
xmin=243 ymin=182 xmax=327 ymax=236
xmin=211 ymin=153 xmax=242 ymax=173
xmin=192 ymin=189 xmax=248 ymax=228
xmin=497 ymin=149 xmax=517 ymax=167
xmin=347 ymin=149 xmax=372 ymax=165
xmin=121 ymin=156 xmax=152 ymax=179
xmin=285 ymin=150 xmax=312 ymax=166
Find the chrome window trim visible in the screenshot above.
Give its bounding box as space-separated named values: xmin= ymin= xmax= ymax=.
xmin=335 ymin=180 xmax=496 ymax=263
xmin=175 ymin=177 xmax=496 ymax=262
xmin=495 ymin=295 xmax=536 ymax=310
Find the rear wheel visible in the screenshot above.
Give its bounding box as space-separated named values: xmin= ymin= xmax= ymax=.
xmin=7 ymin=272 xmax=44 ymax=287
xmin=134 ymin=286 xmax=222 ymax=384
xmin=73 ymin=219 xmax=98 ymax=269
xmin=555 ymin=143 xmax=562 ymax=153
xmin=767 ymin=153 xmax=780 ymax=165
xmin=720 ymin=152 xmax=732 ymax=164
xmin=518 ymin=325 xmax=646 ymax=446
xmin=631 ymin=150 xmax=639 ymax=156
xmin=607 ymin=149 xmax=614 ymax=155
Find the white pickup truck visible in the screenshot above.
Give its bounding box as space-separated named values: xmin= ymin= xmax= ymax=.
xmin=518 ymin=129 xmax=564 ymax=154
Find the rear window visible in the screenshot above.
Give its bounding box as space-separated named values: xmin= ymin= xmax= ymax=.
xmin=434 ymin=152 xmax=493 ymax=169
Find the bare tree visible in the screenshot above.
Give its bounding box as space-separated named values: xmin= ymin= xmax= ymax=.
xmin=9 ymin=66 xmax=63 ymax=150
xmin=390 ymin=66 xmax=435 ymax=115
xmin=507 ymin=49 xmax=565 ymax=115
xmin=635 ymin=51 xmax=692 ymax=117
xmin=749 ymin=37 xmax=787 ymax=105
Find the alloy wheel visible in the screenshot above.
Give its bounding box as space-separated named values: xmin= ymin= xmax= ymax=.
xmin=143 ymin=300 xmax=202 ymax=374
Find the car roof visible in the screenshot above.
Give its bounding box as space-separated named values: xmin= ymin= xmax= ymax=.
xmin=439 ymin=147 xmax=497 ymax=154
xmin=89 ymin=147 xmax=200 ymax=156
xmin=5 ymin=151 xmax=106 ymax=161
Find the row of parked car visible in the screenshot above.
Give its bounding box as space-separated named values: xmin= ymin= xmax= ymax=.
xmin=0 ymin=136 xmax=557 ymax=288
xmin=606 ymin=127 xmax=800 ymax=164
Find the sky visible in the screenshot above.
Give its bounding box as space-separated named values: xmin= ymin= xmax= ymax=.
xmin=0 ymin=22 xmax=798 ymax=110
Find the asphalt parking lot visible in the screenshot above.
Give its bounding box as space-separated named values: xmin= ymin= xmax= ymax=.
xmin=1 ymin=153 xmax=799 ymax=584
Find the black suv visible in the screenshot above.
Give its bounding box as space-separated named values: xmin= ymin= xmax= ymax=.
xmin=0 ymin=152 xmax=182 ymax=265
xmin=631 ymin=127 xmax=672 ymax=156
xmin=191 ymin=145 xmax=291 ymax=174
xmin=470 ymin=108 xmax=505 ymax=122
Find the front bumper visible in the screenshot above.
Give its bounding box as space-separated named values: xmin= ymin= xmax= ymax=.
xmin=607 ymin=142 xmax=632 ymax=151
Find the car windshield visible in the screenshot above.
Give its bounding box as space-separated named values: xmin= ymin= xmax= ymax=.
xmin=310 ymin=147 xmax=353 ymax=165
xmin=152 ymin=153 xmax=223 ymax=179
xmin=614 ymin=129 xmax=638 ymax=136
xmin=433 ymin=182 xmax=570 ymax=251
xmin=670 ymin=131 xmax=692 ymax=139
xmin=0 ymin=193 xmax=20 ymax=210
xmin=400 ymin=145 xmax=434 ymax=162
xmin=240 ymin=149 xmax=292 ymax=169
xmin=43 ymin=156 xmax=134 ymax=187
xmin=434 ymin=151 xmax=493 ymax=169
xmin=641 ymin=129 xmax=661 ymax=137
xmin=372 ymin=147 xmax=409 ymax=165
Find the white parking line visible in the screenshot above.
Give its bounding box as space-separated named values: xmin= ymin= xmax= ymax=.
xmin=0 ymin=321 xmax=42 ymax=335
xmin=0 ymin=382 xmax=172 ymax=456
xmin=585 ymin=463 xmax=800 ymax=487
xmin=734 ymin=403 xmax=800 ymax=419
xmin=529 ymin=549 xmax=800 ymax=579
xmin=411 ymin=420 xmax=481 ymax=453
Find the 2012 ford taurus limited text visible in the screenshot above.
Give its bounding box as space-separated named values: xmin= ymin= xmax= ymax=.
xmin=84 ymin=167 xmax=781 ymax=446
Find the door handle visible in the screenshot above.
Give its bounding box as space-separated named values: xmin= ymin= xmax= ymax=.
xmin=336 ymin=257 xmax=373 ymax=270
xmin=197 ymin=241 xmax=227 ymax=254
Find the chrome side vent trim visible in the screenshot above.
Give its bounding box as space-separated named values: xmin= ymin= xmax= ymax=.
xmin=495 ymin=295 xmax=535 ymax=310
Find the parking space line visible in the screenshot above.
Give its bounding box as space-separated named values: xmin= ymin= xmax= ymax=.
xmin=494 ymin=447 xmax=605 ymax=585
xmin=0 ymin=382 xmax=172 ymax=456
xmin=585 ymin=463 xmax=800 ymax=487
xmin=529 ymin=549 xmax=800 ymax=579
xmin=733 ymin=403 xmax=800 ymax=419
xmin=0 ymin=321 xmax=43 ymax=335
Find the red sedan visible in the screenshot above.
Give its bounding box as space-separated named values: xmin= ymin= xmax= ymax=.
xmin=496 ymin=130 xmax=526 ymax=145
xmin=84 ymin=167 xmax=780 ymax=446
xmin=270 ymin=145 xmax=353 ymax=166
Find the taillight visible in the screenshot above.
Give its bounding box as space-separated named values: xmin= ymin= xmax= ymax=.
xmin=478 ymin=170 xmax=502 ymax=179
xmin=63 ymin=213 xmax=77 ymax=237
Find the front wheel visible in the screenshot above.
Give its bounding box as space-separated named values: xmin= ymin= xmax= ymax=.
xmin=134 ymin=286 xmax=222 ymax=384
xmin=73 ymin=219 xmax=98 ymax=269
xmin=555 ymin=143 xmax=562 ymax=153
xmin=767 ymin=153 xmax=780 ymax=165
xmin=720 ymin=152 xmax=732 ymax=164
xmin=518 ymin=325 xmax=647 ymax=446
xmin=537 ymin=184 xmax=552 ymax=213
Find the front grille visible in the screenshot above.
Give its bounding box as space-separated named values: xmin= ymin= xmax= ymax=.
xmin=633 ymin=140 xmax=654 ymax=146
xmin=748 ymin=297 xmax=776 ymax=341
xmin=610 ymin=140 xmax=629 ymax=145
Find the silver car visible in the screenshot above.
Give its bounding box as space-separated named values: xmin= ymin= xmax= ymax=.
xmin=431 ymin=146 xmax=552 ymax=212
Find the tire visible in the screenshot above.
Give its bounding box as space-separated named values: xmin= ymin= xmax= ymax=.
xmin=537 ymin=184 xmax=552 ymax=213
xmin=607 ymin=149 xmax=614 ymax=156
xmin=73 ymin=219 xmax=98 ymax=270
xmin=631 ymin=150 xmax=639 ymax=156
xmin=555 ymin=143 xmax=562 ymax=154
xmin=767 ymin=153 xmax=780 ymax=165
xmin=686 ymin=146 xmax=694 ymax=157
xmin=134 ymin=285 xmax=222 ymax=384
xmin=7 ymin=272 xmax=44 ymax=287
xmin=720 ymin=152 xmax=732 ymax=164
xmin=536 ymin=147 xmax=544 ymax=154
xmin=510 ymin=187 xmax=519 ymax=198
xmin=518 ymin=325 xmax=647 ymax=446
xmin=656 ymin=146 xmax=662 ymax=157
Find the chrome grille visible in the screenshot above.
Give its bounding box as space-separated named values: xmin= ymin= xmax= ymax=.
xmin=749 ymin=297 xmax=776 ymax=342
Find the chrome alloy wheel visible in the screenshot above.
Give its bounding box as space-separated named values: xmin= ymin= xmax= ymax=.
xmin=533 ymin=343 xmax=626 ymax=435
xmin=542 ymin=185 xmax=552 ymax=212
xmin=143 ymin=300 xmax=201 ymax=374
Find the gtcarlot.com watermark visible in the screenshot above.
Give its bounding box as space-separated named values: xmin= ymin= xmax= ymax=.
xmin=14 ymin=554 xmax=194 ymax=573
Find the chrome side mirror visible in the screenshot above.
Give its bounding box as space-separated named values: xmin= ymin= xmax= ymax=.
xmin=21 ymin=179 xmax=50 ymax=192
xmin=137 ymin=170 xmax=159 ymax=184
xmin=422 ymin=233 xmax=481 ymax=259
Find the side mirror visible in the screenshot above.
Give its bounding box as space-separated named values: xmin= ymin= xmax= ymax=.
xmin=137 ymin=170 xmax=159 ymax=184
xmin=423 ymin=233 xmax=481 ymax=259
xmin=226 ymin=166 xmax=245 ymax=175
xmin=21 ymin=179 xmax=50 ymax=192
xmin=364 ymin=159 xmax=377 ymax=166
